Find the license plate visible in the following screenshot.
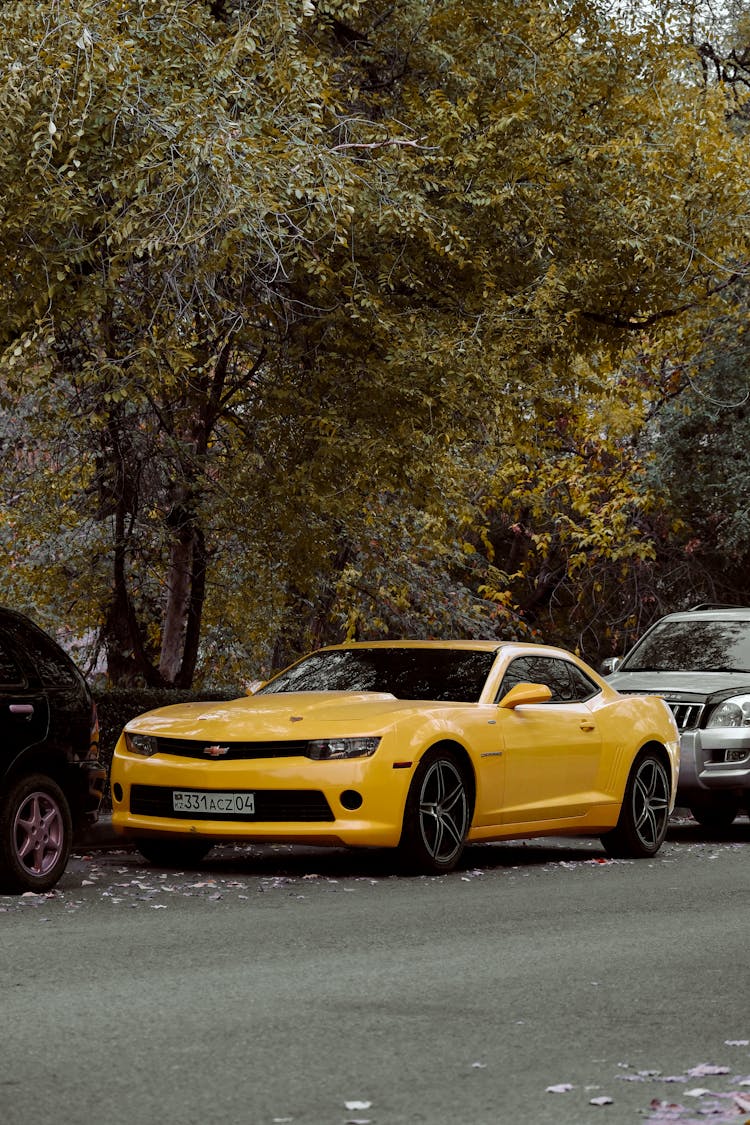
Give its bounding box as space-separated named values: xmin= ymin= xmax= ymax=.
xmin=172 ymin=790 xmax=255 ymax=815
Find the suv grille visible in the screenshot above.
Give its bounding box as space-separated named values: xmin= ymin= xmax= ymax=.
xmin=667 ymin=702 xmax=704 ymax=731
xmin=130 ymin=784 xmax=335 ymax=822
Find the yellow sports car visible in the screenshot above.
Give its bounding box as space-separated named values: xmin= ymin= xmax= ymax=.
xmin=110 ymin=640 xmax=680 ymax=873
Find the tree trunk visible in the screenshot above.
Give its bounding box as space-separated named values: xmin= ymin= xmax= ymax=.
xmin=159 ymin=506 xmax=195 ymax=684
xmin=105 ymin=500 xmax=163 ymax=686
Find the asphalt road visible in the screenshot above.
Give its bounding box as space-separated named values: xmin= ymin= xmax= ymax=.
xmin=2 ymin=819 xmax=750 ymax=1125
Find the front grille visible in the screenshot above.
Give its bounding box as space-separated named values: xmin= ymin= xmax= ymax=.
xmin=154 ymin=737 xmax=309 ymax=760
xmin=130 ymin=784 xmax=334 ymax=822
xmin=668 ymin=702 xmax=704 ymax=731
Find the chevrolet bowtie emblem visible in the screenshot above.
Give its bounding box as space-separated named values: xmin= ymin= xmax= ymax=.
xmin=204 ymin=745 xmax=230 ymax=757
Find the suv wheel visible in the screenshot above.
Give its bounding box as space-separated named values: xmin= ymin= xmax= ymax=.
xmin=689 ymin=800 xmax=740 ymax=831
xmin=0 ymin=774 xmax=73 ymax=893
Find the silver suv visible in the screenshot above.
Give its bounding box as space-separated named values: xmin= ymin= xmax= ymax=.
xmin=606 ymin=605 xmax=750 ymax=829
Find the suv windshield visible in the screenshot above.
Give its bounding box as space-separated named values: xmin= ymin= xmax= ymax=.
xmin=622 ymin=619 xmax=750 ymax=674
xmin=260 ymin=647 xmax=498 ymax=703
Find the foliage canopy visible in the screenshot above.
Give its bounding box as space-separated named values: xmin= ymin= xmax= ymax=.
xmin=0 ymin=0 xmax=749 ymax=682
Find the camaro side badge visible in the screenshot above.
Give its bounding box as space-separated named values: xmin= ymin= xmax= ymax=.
xmin=290 ymin=716 xmax=304 ymax=723
xmin=204 ymin=745 xmax=230 ymax=757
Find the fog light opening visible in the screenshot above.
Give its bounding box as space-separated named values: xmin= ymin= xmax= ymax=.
xmin=112 ymin=782 xmax=123 ymax=803
xmin=340 ymin=789 xmax=363 ymax=811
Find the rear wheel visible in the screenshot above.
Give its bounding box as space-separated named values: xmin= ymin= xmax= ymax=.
xmin=689 ymin=800 xmax=740 ymax=831
xmin=398 ymin=749 xmax=471 ymax=874
xmin=601 ymin=751 xmax=671 ymax=859
xmin=0 ymin=774 xmax=73 ymax=893
xmin=136 ymin=837 xmax=213 ymax=868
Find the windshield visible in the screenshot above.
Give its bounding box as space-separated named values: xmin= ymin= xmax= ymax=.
xmin=622 ymin=619 xmax=750 ymax=674
xmin=259 ymin=647 xmax=498 ymax=703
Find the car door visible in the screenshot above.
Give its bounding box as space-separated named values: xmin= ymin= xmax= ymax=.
xmin=0 ymin=628 xmax=49 ymax=772
xmin=495 ymin=655 xmax=602 ymax=824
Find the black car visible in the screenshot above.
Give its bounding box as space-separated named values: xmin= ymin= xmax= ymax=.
xmin=0 ymin=607 xmax=105 ymax=892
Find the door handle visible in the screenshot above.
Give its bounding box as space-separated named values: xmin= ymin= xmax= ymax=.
xmin=579 ymin=721 xmax=596 ymax=732
xmin=9 ymin=703 xmax=34 ymax=717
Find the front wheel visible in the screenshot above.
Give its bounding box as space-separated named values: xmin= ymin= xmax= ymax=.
xmin=136 ymin=837 xmax=213 ymax=868
xmin=398 ymin=749 xmax=472 ymax=874
xmin=601 ymin=752 xmax=671 ymax=859
xmin=0 ymin=774 xmax=73 ymax=893
xmin=689 ymin=801 xmax=740 ymax=831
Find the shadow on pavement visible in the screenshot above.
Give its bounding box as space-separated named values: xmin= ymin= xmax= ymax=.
xmin=74 ymin=812 xmax=750 ymax=882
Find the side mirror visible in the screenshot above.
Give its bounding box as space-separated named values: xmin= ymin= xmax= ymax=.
xmin=600 ymin=657 xmax=622 ymax=675
xmin=498 ymin=681 xmax=553 ymax=708
xmin=245 ymin=680 xmax=267 ymax=696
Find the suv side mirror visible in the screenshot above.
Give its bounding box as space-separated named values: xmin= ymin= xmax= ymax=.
xmin=498 ymin=682 xmax=553 ymax=708
xmin=600 ymin=657 xmax=622 ymax=675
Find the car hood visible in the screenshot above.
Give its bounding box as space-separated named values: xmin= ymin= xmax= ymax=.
xmin=125 ymin=691 xmax=446 ymax=740
xmin=607 ymin=670 xmax=750 ymax=702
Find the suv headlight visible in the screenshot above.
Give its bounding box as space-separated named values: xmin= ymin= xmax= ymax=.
xmin=124 ymin=732 xmax=159 ymax=756
xmin=306 ymin=736 xmax=381 ymax=760
xmin=706 ymin=695 xmax=750 ymax=729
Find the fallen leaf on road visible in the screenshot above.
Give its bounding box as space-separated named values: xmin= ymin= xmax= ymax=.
xmin=687 ymin=1064 xmax=730 ymax=1077
xmin=546 ymin=1084 xmax=574 ymax=1093
xmin=589 ymin=1095 xmax=613 ymax=1106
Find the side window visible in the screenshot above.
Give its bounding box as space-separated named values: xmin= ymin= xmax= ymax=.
xmin=498 ymin=657 xmax=601 ymax=703
xmin=565 ymin=662 xmax=600 ymax=702
xmin=497 ymin=656 xmax=575 ymax=702
xmin=8 ymin=624 xmax=80 ymax=689
xmin=0 ymin=634 xmax=25 ymax=686
xmin=497 ymin=657 xmax=537 ymax=699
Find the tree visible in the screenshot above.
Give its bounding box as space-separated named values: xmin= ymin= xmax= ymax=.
xmin=1 ymin=0 xmax=749 ymax=682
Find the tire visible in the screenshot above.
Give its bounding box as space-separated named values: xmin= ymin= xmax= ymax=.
xmin=398 ymin=749 xmax=472 ymax=874
xmin=601 ymin=751 xmax=671 ymax=859
xmin=689 ymin=801 xmax=740 ymax=831
xmin=136 ymin=837 xmax=213 ymax=868
xmin=0 ymin=774 xmax=73 ymax=893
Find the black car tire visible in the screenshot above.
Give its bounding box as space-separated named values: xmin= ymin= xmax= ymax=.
xmin=0 ymin=773 xmax=73 ymax=893
xmin=136 ymin=837 xmax=213 ymax=868
xmin=601 ymin=751 xmax=671 ymax=859
xmin=397 ymin=748 xmax=471 ymax=874
xmin=688 ymin=801 xmax=740 ymax=831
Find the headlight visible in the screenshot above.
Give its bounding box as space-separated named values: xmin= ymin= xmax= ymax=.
xmin=306 ymin=736 xmax=381 ymax=760
xmin=124 ymin=732 xmax=159 ymax=756
xmin=707 ymin=695 xmax=750 ymax=729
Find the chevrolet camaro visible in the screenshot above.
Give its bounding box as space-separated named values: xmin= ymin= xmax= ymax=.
xmin=110 ymin=640 xmax=680 ymax=873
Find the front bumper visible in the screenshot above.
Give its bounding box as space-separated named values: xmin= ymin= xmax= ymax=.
xmin=110 ymin=746 xmax=413 ymax=849
xmin=677 ymin=728 xmax=750 ymax=798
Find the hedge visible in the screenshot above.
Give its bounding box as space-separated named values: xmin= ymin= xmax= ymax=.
xmin=93 ymin=687 xmax=239 ymax=800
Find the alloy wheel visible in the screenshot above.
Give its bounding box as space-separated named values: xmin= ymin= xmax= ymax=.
xmin=13 ymin=790 xmax=66 ymax=878
xmin=632 ymin=757 xmax=670 ymax=850
xmin=417 ymin=758 xmax=470 ymax=864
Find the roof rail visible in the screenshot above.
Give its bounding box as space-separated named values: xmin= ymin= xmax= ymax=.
xmin=690 ymin=603 xmax=750 ymax=611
